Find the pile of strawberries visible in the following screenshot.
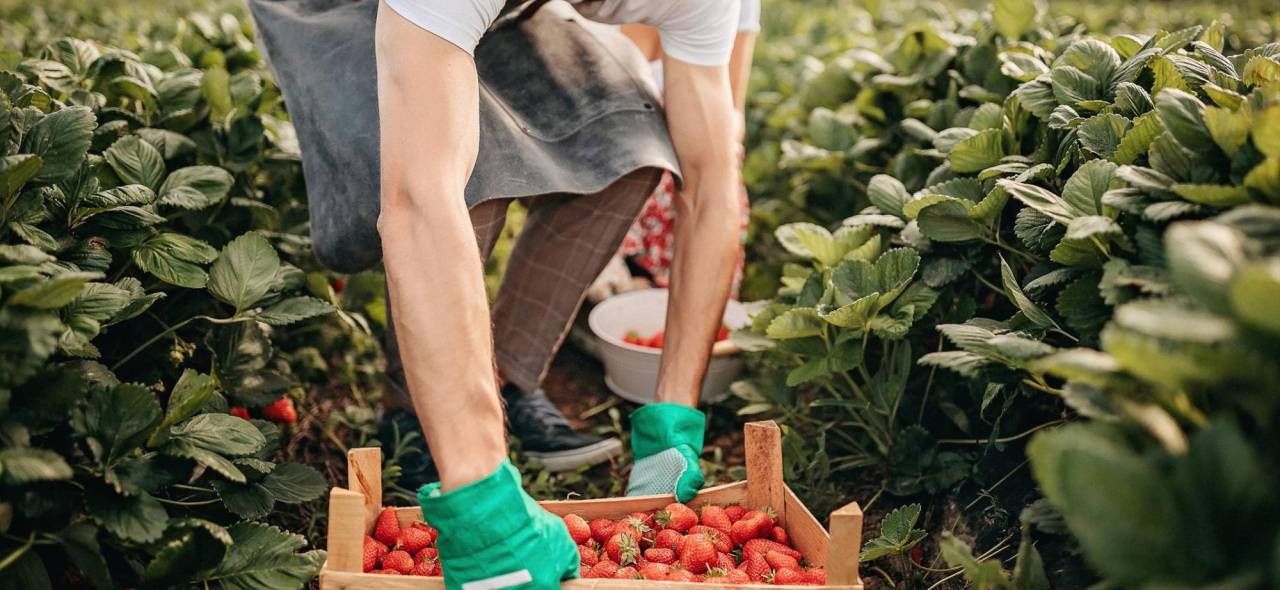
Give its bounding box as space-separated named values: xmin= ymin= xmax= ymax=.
xmin=362 ymin=507 xmax=441 ymax=575
xmin=623 ymin=326 xmax=731 ymax=349
xmin=568 ymin=502 xmax=826 ymax=584
xmin=360 ymin=501 xmax=826 ymax=585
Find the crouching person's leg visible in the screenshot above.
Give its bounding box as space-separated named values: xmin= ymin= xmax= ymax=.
xmin=492 ymin=169 xmax=662 ymax=473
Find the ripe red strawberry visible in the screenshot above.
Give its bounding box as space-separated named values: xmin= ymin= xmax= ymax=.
xmin=331 ymin=277 xmax=346 ymax=293
xmin=605 ymin=533 xmax=640 ymax=566
xmin=700 ymin=505 xmax=733 ymax=534
xmin=399 ymin=526 xmax=433 ymax=554
xmin=680 ymin=533 xmax=717 ymax=574
xmin=579 ymin=544 xmax=599 ymax=567
xmin=612 ymin=566 xmax=639 ymax=579
xmin=629 ymin=511 xmax=657 ymax=529
xmin=724 ymin=568 xmax=752 ymax=584
xmin=724 ymin=504 xmax=747 ymax=522
xmin=638 ymin=562 xmax=671 ymax=580
xmin=381 ymin=550 xmax=414 ymax=574
xmin=587 ymin=559 xmax=620 ymax=578
xmin=715 ymin=552 xmax=737 ymax=570
xmin=411 ymin=522 xmax=438 ymax=544
xmin=744 ymin=538 xmax=802 ymax=561
xmin=770 ymin=526 xmax=790 ymax=546
xmin=667 ymin=568 xmax=698 ymax=582
xmin=744 ymin=553 xmax=772 ymax=582
xmin=362 ymin=535 xmax=387 ymax=572
xmin=414 ymin=547 xmax=437 ymax=563
xmin=564 ymin=514 xmax=591 ymax=544
xmin=911 ymin=545 xmax=925 ymax=564
xmin=773 ymin=567 xmax=806 ymax=585
xmin=654 ymin=529 xmax=684 ymax=550
xmin=615 ymin=517 xmax=652 ymax=541
xmin=372 ymin=569 xmax=400 ymax=575
xmin=589 ymin=518 xmax=617 ymax=543
xmin=692 ymin=527 xmax=733 ymax=553
xmin=229 ymin=406 xmax=251 ymax=420
xmin=766 ymin=550 xmax=801 ymax=570
xmin=374 ymin=508 xmax=402 ymax=546
xmin=803 ymin=568 xmax=827 ymax=585
xmin=643 ymin=547 xmax=676 ymax=564
xmin=411 ymin=558 xmax=440 ymax=576
xmin=262 ymin=397 xmax=297 ymax=423
xmin=655 ymin=502 xmax=697 ymax=532
xmin=731 ymin=510 xmax=775 ymax=545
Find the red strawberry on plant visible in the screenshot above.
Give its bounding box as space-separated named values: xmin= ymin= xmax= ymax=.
xmin=654 ymin=528 xmax=684 ymax=550
xmin=700 ymin=505 xmax=733 ymax=534
xmin=765 ymin=549 xmax=801 ymax=570
xmin=587 ymin=559 xmax=620 ymax=578
xmin=911 ymin=545 xmax=924 ymax=564
xmin=724 ymin=504 xmax=746 ymax=522
xmin=578 ymin=544 xmax=599 ymax=567
xmin=374 ymin=507 xmax=402 ymax=546
xmin=362 ymin=535 xmax=387 ymax=572
xmin=262 ymin=396 xmax=297 ymax=423
xmin=643 ymin=547 xmax=676 ymax=564
xmin=564 ymin=514 xmax=591 ymax=544
xmin=589 ymin=517 xmax=616 ymax=543
xmin=382 ymin=550 xmax=414 ymax=574
xmin=229 ymin=406 xmax=251 ymax=420
xmin=655 ymin=502 xmax=697 ymax=532
xmin=680 ymin=533 xmax=717 ymax=574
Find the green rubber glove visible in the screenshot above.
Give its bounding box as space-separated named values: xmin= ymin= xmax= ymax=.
xmin=418 ymin=460 xmax=578 ymax=590
xmin=625 ymin=402 xmax=705 ymax=502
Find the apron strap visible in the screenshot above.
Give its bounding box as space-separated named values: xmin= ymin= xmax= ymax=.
xmin=491 ymin=0 xmax=554 ymax=32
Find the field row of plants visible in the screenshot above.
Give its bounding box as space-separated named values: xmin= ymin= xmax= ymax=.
xmin=737 ymin=0 xmax=1280 ymax=587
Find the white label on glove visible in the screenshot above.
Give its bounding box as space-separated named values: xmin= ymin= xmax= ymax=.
xmin=461 ymin=569 xmax=533 ymax=590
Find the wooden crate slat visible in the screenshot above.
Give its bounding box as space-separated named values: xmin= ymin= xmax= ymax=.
xmin=827 ymin=501 xmax=863 ymax=586
xmin=326 ymin=487 xmax=367 ymax=573
xmin=347 ymin=448 xmax=382 ymax=533
xmin=322 ymin=567 xmax=863 ymax=589
xmin=743 ymin=422 xmax=787 ymax=526
xmin=782 ymin=485 xmax=829 ymax=567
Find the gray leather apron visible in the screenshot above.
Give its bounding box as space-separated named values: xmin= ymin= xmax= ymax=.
xmin=246 ymin=0 xmax=679 ymax=272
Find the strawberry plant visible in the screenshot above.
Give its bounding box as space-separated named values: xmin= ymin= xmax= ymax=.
xmin=0 ymin=10 xmax=358 ymax=589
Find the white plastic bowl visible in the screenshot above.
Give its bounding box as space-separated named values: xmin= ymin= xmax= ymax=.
xmin=587 ymin=288 xmax=749 ymax=405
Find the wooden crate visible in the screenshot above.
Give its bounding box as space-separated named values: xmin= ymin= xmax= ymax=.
xmin=320 ymin=421 xmax=863 ymax=589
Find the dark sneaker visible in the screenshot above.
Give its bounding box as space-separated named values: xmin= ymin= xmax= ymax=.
xmin=503 ymin=385 xmax=623 ymax=473
xmin=377 ymin=408 xmax=438 ymax=490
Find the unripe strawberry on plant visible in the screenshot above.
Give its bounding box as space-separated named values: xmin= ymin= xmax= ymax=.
xmin=373 ymin=507 xmax=402 ymax=546
xmin=564 ymin=513 xmax=592 ymax=544
xmin=262 ymin=396 xmax=297 ymax=423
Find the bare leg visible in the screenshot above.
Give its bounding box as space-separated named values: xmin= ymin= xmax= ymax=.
xmin=375 ymin=1 xmax=505 ymax=491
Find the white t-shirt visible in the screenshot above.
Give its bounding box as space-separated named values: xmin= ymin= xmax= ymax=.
xmin=384 ymin=0 xmax=752 ymax=66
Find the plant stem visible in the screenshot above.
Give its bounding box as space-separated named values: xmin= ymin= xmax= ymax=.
xmin=936 ymin=419 xmax=1066 ymax=445
xmin=111 ymin=314 xmax=250 ymax=371
xmin=0 ymin=533 xmax=34 ymax=572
